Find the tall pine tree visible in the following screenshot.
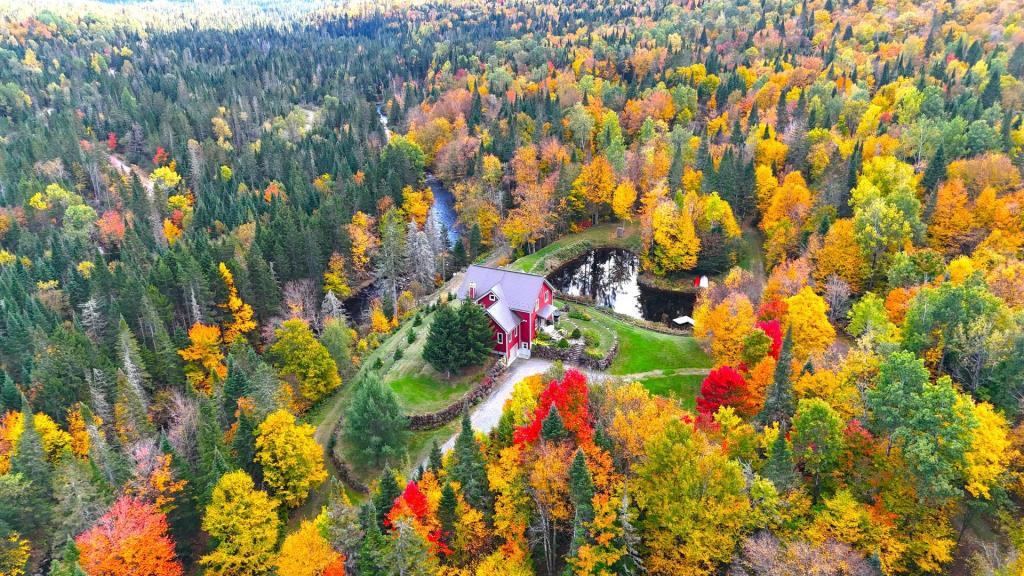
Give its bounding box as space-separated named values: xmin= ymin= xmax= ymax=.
xmin=450 ymin=410 xmax=492 ymax=517
xmin=758 ymin=328 xmax=795 ymax=427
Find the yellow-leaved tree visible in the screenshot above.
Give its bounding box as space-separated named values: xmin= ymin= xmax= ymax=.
xmin=178 ymin=323 xmax=227 ymax=394
xmin=648 ymin=200 xmax=700 ymax=274
xmin=694 ymin=292 xmax=756 ymax=366
xmin=218 ymin=262 xmax=256 ymax=344
xmin=269 ymin=319 xmax=341 ymax=409
xmin=201 ymin=470 xmax=280 ymax=576
xmin=612 ymin=179 xmax=638 ymax=221
xmin=255 ymin=410 xmax=327 ymax=507
xmin=274 ymin=520 xmax=344 ymax=576
xmin=783 ymin=287 xmax=836 ymax=363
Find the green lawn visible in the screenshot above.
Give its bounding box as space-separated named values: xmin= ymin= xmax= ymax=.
xmin=355 ymin=303 xmax=487 ymax=413
xmin=547 ymin=302 xmax=710 ymax=374
xmin=611 ymin=322 xmax=710 ymax=374
xmin=510 ymin=222 xmax=641 ymax=274
xmin=389 ymin=375 xmax=473 ymax=412
xmin=638 ymin=372 xmax=705 ymax=411
xmin=567 ymin=307 xmax=710 ymax=374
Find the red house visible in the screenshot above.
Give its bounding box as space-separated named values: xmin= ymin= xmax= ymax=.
xmin=457 ymin=265 xmax=558 ymax=365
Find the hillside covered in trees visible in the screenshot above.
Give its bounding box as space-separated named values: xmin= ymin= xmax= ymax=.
xmin=1 ymin=0 xmax=1024 ymax=574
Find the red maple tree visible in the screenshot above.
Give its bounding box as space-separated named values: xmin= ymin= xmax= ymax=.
xmin=514 ymin=369 xmax=592 ymax=445
xmin=696 ymin=365 xmax=754 ymax=417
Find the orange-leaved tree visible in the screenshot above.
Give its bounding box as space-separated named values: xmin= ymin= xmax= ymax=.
xmin=76 ymin=496 xmax=183 ymax=576
xmin=178 ymin=323 xmax=227 ymax=394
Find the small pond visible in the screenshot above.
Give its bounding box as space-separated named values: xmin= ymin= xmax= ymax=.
xmin=546 ymin=247 xmax=695 ymax=325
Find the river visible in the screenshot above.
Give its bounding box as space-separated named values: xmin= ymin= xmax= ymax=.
xmin=342 ymin=106 xmax=461 ymax=321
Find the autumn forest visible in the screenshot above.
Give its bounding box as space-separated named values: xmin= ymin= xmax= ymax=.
xmin=1 ymin=0 xmax=1024 ymax=575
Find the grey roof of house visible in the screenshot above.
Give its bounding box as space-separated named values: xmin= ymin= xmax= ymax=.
xmin=456 ymin=265 xmax=549 ymax=312
xmin=486 ymin=292 xmax=518 ymax=332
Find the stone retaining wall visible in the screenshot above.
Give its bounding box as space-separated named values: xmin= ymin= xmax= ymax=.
xmin=330 ymin=428 xmax=370 ymax=495
xmin=532 ymin=341 xmax=576 ymax=362
xmin=406 ymin=361 xmax=507 ymax=431
xmin=578 ymin=338 xmax=619 ymax=370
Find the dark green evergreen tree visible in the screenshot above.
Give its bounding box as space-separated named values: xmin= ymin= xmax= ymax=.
xmin=47 ymin=538 xmax=88 ymax=576
xmin=344 ymin=376 xmax=408 ymax=469
xmin=374 ymin=469 xmax=402 ymax=530
xmin=437 ymin=482 xmax=458 ymax=550
xmin=921 ymin=144 xmax=946 ymax=198
xmin=468 ymin=224 xmax=482 ymax=259
xmin=196 ymin=397 xmax=231 ymax=502
xmin=568 ymin=449 xmax=595 ymax=555
xmin=541 ymin=405 xmax=568 ymax=442
xmin=427 ymin=440 xmax=443 ymax=473
xmin=0 ymin=372 xmax=20 ymax=412
xmin=758 ymin=328 xmax=795 ymax=427
xmin=422 ymin=304 xmax=461 ymax=377
xmin=456 ymin=302 xmax=494 ymax=368
xmin=450 ymin=410 xmax=492 ymax=517
xmin=359 ymin=502 xmax=386 ymax=575
xmin=762 ymin=423 xmax=799 ymax=493
xmin=10 ymin=403 xmax=54 ymax=539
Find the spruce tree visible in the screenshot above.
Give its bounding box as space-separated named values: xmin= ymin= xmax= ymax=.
xmin=10 ymin=404 xmax=54 ymax=537
xmin=359 ymin=502 xmax=386 ymax=576
xmin=427 ymin=440 xmax=443 ymax=473
xmin=222 ymin=357 xmax=251 ymax=420
xmin=231 ymin=408 xmax=259 ymax=481
xmin=762 ymin=424 xmax=799 ymax=493
xmin=450 ymin=410 xmax=492 ymax=516
xmin=381 ymin=519 xmax=439 ymax=576
xmin=451 ymin=238 xmax=468 ymax=269
xmin=921 ymin=144 xmax=946 ymax=197
xmin=196 ymin=397 xmax=230 ymax=502
xmin=344 ymin=376 xmax=408 ymax=469
xmin=457 ymin=302 xmax=494 ymax=368
xmin=568 ymin=450 xmax=595 ymax=555
xmin=758 ymin=328 xmax=795 ymax=427
xmin=374 ymin=469 xmax=402 ymax=530
xmin=468 ymin=224 xmax=482 ymax=260
xmin=541 ymin=405 xmax=568 ymax=442
xmin=422 ymin=304 xmax=460 ymax=377
xmin=980 ymin=68 xmax=1002 ymax=108
xmin=437 ymin=483 xmax=458 ymax=550
xmin=0 ymin=372 xmax=20 ymax=412
xmin=47 ymin=538 xmax=87 ymax=576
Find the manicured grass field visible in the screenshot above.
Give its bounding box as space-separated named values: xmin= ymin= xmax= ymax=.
xmin=388 ymin=375 xmax=473 ymax=412
xmin=354 ymin=302 xmax=486 ymax=413
xmin=610 ymin=322 xmax=710 ymax=374
xmin=567 ymin=307 xmax=710 ymax=374
xmin=638 ymin=372 xmax=705 ymax=411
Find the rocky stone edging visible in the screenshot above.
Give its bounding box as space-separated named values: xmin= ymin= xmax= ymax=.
xmin=532 ymin=334 xmax=620 ymax=370
xmin=406 ymin=361 xmax=507 ymax=431
xmin=330 ymin=427 xmax=370 ymax=495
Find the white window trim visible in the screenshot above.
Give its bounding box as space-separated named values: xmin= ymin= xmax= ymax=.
xmin=488 ymin=293 xmax=496 ymax=302
xmin=496 ymin=332 xmax=504 ymax=344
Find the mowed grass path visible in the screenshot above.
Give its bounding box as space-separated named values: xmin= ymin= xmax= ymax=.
xmin=637 ymin=372 xmax=705 ymax=410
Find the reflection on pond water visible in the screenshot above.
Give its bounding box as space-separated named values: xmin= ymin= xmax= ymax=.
xmin=546 ymin=248 xmax=695 ymax=324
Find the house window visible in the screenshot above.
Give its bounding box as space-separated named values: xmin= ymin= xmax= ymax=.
xmin=488 ymin=294 xmax=496 ymax=302
xmin=496 ymin=332 xmax=504 ymax=344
